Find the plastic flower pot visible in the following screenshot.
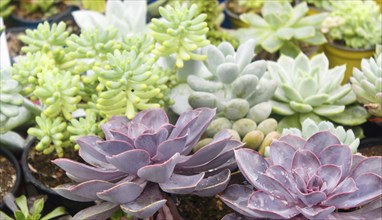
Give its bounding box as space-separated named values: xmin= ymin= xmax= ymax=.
xmin=223 ymin=0 xmax=251 ymax=29
xmin=0 ymin=146 xmax=22 ymax=209
xmin=358 ymin=137 xmax=382 ymax=157
xmin=21 ymin=137 xmax=94 ymax=216
xmin=323 ymin=42 xmax=374 ymax=84
xmin=9 ymin=5 xmax=78 ymax=29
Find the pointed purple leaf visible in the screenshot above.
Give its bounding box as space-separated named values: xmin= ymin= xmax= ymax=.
xmin=176 ymin=130 xmax=232 ymax=167
xmin=248 ymin=191 xmax=300 ymax=219
xmin=52 ymin=158 xmax=125 ymax=182
xmin=292 ymin=149 xmax=321 ymax=177
xmin=296 ymin=206 xmax=336 ymax=219
xmin=134 ymin=127 xmax=168 ymax=157
xmin=269 ymin=140 xmax=296 ymax=170
xmin=291 ymin=171 xmax=307 ymax=193
xmin=279 ymin=135 xmax=306 ymax=150
xmin=351 ymin=156 xmax=382 ymax=179
xmin=193 ymin=169 xmax=231 ymax=197
xmin=77 ymin=136 xmax=111 ymax=168
xmin=319 ymin=144 xmax=352 ymax=180
xmin=159 ymin=173 xmax=204 ymax=194
xmin=218 ymin=184 xmax=264 ymax=218
xmin=326 ymin=177 xmax=358 ymax=198
xmin=152 ymin=134 xmax=187 ymax=162
xmin=54 ymin=183 xmax=98 ymax=202
xmin=126 ymin=123 xmax=149 ymax=139
xmin=169 ymin=109 xmax=199 ymax=138
xmin=304 ymin=131 xmax=341 ymax=155
xmin=97 ymin=181 xmax=147 ymax=204
xmin=234 ymin=148 xmax=268 ymax=186
xmin=73 ymin=202 xmax=119 ymax=220
xmin=295 ymin=190 xmax=326 ymax=207
xmin=265 ymin=165 xmax=297 ymax=198
xmin=59 ymin=180 xmax=114 ymax=201
xmin=121 ymin=184 xmax=166 ymax=219
xmin=96 ymin=140 xmax=134 ymax=156
xmin=133 ymin=108 xmax=169 ymax=130
xmin=109 ymin=130 xmax=134 ymax=145
xmin=101 ymin=116 xmax=130 ymax=140
xmin=316 ymin=164 xmax=342 ymax=194
xmin=323 ymin=173 xmax=382 ymax=209
xmin=350 ymin=154 xmax=366 ymax=174
xmin=307 ymin=174 xmax=324 ymax=190
xmin=137 ymin=153 xmax=179 ymax=183
xmin=106 ymin=149 xmax=151 ymax=175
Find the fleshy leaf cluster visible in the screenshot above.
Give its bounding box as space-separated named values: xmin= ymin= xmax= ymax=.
xmin=350 ymin=55 xmax=382 ymax=117
xmin=220 ymin=131 xmax=382 ymax=219
xmin=150 ymin=2 xmax=210 ymax=68
xmin=53 ymin=108 xmax=242 ymax=219
xmin=237 ymin=1 xmax=327 ymax=57
xmin=268 ymin=53 xmax=369 ymax=129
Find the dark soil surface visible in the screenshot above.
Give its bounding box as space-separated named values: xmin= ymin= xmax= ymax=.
xmin=27 ymin=147 xmax=80 ymax=188
xmin=175 ymin=195 xmax=232 ymax=220
xmin=6 ymin=30 xmax=25 ymax=58
xmin=0 ymin=155 xmax=17 ymax=201
xmin=358 ymin=145 xmax=382 ymax=157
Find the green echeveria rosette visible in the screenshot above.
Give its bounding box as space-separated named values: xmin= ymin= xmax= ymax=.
xmin=237 ymin=1 xmax=328 ymax=57
xmin=34 ymin=70 xmax=81 ymax=120
xmin=149 ymin=2 xmax=210 ymax=68
xmin=350 ymin=55 xmax=382 ymax=117
xmin=27 ymin=114 xmax=70 ymax=157
xmin=268 ymin=53 xmax=369 ymax=130
xmin=95 ymin=49 xmax=168 ymax=119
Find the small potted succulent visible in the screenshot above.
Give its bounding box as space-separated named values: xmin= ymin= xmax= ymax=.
xmin=219 ymin=130 xmax=382 ymax=219
xmin=0 ymin=193 xmax=67 ymax=219
xmin=52 ymin=108 xmax=243 ymax=219
xmin=267 ymin=52 xmax=369 ymax=130
xmin=235 ymin=1 xmax=328 ymax=59
xmin=321 ymin=0 xmax=382 ymax=83
xmin=170 ymin=39 xmax=280 ymax=155
xmin=351 ymin=54 xmax=382 ymax=156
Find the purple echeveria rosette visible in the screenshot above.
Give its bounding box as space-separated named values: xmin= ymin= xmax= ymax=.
xmin=219 ymin=131 xmax=382 ymax=220
xmin=52 ymin=108 xmax=243 ymax=219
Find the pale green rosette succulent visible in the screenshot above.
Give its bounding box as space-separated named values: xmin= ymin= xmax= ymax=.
xmin=149 ymin=2 xmax=210 ymax=68
xmin=268 ymin=53 xmax=369 ymax=129
xmin=187 ymin=39 xmax=277 ymax=122
xmin=350 ymin=55 xmax=382 ymax=117
xmin=237 ymin=1 xmax=327 ymax=57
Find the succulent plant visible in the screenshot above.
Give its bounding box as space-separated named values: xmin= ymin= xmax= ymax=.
xmin=236 ymin=1 xmax=328 ymax=57
xmin=52 ymin=108 xmax=243 ymax=219
xmin=0 ymin=0 xmax=15 ymax=18
xmin=219 ymin=131 xmax=382 ymax=219
xmin=268 ymin=53 xmax=369 ymax=129
xmin=20 ymin=0 xmax=57 ymax=15
xmin=350 ymin=55 xmax=382 ymax=117
xmin=72 ymin=0 xmax=147 ymax=37
xmin=149 ymin=2 xmax=210 ymax=68
xmin=277 ymin=118 xmax=360 ymax=155
xmin=0 ymin=193 xmax=67 ymax=220
xmin=187 ymin=39 xmax=277 ymax=121
xmin=323 ymin=0 xmax=382 ymax=49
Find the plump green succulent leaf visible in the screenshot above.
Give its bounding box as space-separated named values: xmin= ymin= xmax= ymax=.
xmin=246 ymin=102 xmax=272 ymax=124
xmin=189 ymin=92 xmax=218 ymax=109
xmin=326 ymin=105 xmax=369 ymax=126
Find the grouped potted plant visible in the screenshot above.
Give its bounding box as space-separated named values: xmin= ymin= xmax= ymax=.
xmin=321 ymin=0 xmax=382 ymax=83
xmin=1 ymin=1 xmax=382 ymax=219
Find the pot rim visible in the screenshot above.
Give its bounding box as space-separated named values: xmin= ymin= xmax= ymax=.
xmin=0 ymin=146 xmax=22 ymax=208
xmin=326 ymin=41 xmax=375 ymax=52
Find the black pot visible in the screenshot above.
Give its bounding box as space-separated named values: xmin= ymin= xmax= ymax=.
xmin=358 ymin=138 xmax=382 ymax=157
xmin=8 ymin=5 xmax=78 ymax=29
xmin=361 ymin=120 xmax=382 ymax=138
xmin=21 ymin=137 xmax=94 ymax=216
xmin=0 ymin=146 xmax=22 ymax=210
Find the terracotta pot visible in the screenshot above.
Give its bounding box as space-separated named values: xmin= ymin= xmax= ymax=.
xmin=0 ymin=146 xmax=22 ymax=209
xmin=322 ymin=42 xmax=374 ymax=84
xmin=21 ymin=137 xmax=94 ymax=216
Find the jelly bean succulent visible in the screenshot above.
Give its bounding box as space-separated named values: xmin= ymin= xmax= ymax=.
xmin=236 ymin=1 xmax=328 ymax=57
xmin=219 ymin=131 xmax=382 ymax=219
xmin=268 ymin=53 xmax=369 ymax=129
xmin=322 ymin=0 xmax=382 ymax=49
xmin=350 ymin=55 xmax=382 ymax=117
xmin=187 ymin=39 xmax=277 ymax=122
xmin=149 ymin=2 xmax=210 ymax=68
xmin=52 ymin=108 xmax=243 ymax=219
